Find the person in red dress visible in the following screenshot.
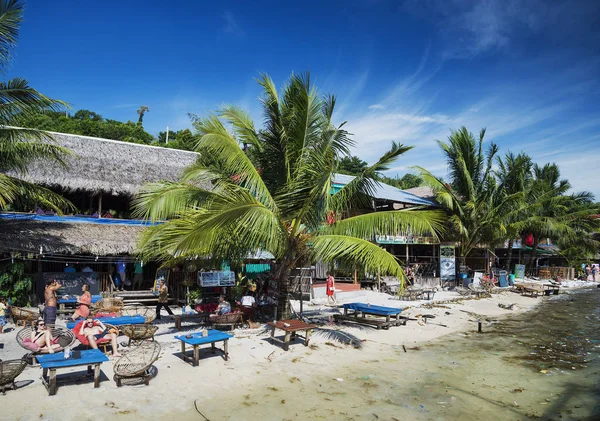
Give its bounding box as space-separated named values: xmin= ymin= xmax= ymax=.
xmin=326 ymin=272 xmax=337 ymax=305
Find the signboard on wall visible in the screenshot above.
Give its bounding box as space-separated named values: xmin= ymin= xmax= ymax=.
xmin=514 ymin=264 xmax=526 ymax=279
xmin=39 ymin=272 xmax=99 ymax=302
xmin=198 ymin=271 xmax=235 ymax=287
xmin=439 ymin=245 xmax=456 ymax=281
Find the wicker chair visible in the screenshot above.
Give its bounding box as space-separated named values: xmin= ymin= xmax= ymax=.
xmin=16 ymin=326 xmax=77 ymax=364
xmin=120 ymin=324 xmax=159 ymax=346
xmin=0 ymin=355 xmax=28 ymax=394
xmin=121 ymin=305 xmax=156 ymax=323
xmin=210 ymin=312 xmax=243 ymax=330
xmin=10 ymin=307 xmax=39 ymax=327
xmin=113 ymin=341 xmax=161 ymax=387
xmin=92 ymin=297 xmax=124 ymax=316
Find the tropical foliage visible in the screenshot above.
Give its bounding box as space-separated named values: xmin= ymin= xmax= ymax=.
xmin=133 ymin=73 xmax=444 ymax=318
xmin=338 ymin=154 xmax=423 ymax=189
xmin=0 ymin=0 xmax=73 ymax=211
xmin=418 ymin=127 xmax=600 ymax=272
xmin=0 ymin=262 xmax=32 ymax=306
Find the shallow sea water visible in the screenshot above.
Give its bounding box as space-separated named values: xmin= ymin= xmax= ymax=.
xmin=179 ymin=288 xmax=600 ymax=421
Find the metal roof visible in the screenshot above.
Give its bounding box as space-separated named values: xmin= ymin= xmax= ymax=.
xmin=332 ymin=174 xmax=437 ymax=206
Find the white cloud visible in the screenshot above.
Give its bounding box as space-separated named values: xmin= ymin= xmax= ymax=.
xmin=368 ymin=104 xmax=385 ymax=110
xmin=222 ymin=11 xmax=245 ymax=37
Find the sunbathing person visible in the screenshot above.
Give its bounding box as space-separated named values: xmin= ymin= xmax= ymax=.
xmin=26 ymin=319 xmax=61 ymax=353
xmin=79 ymin=318 xmax=121 ymax=357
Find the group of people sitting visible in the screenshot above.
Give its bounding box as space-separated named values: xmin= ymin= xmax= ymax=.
xmin=23 ymin=317 xmax=121 ymax=357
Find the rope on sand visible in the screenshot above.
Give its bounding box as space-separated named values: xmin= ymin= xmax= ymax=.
xmin=194 ymin=400 xmax=210 ymax=421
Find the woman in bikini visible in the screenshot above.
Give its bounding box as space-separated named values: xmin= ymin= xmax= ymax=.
xmin=71 ymin=284 xmax=92 ymax=320
xmin=29 ymin=319 xmax=61 ymax=353
xmin=79 ymin=318 xmax=121 ymax=357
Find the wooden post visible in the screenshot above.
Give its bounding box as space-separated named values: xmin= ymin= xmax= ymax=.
xmin=478 ymin=321 xmax=482 ymax=333
xmin=377 ymin=268 xmax=381 ymax=292
xmin=406 ymin=244 xmax=409 ymax=263
xmin=353 ymin=268 xmax=358 ymax=284
xmin=98 ymin=193 xmax=103 ymax=218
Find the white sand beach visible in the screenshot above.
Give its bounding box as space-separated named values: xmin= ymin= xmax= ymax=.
xmin=1 ymin=280 xmax=597 ymax=421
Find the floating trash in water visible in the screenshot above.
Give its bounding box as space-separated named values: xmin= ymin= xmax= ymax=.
xmin=335 ymin=378 xmax=344 ymax=382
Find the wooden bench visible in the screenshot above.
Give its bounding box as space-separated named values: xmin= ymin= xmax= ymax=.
xmin=173 ymin=313 xmax=209 ymax=331
xmin=543 ymin=284 xmax=560 ymax=295
xmin=267 ymin=320 xmax=317 ymax=351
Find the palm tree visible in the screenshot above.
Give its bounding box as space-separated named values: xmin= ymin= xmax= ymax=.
xmin=515 ymin=163 xmax=600 ymax=272
xmin=416 ymin=127 xmax=518 ymax=262
xmin=495 ymin=152 xmax=532 ymax=272
xmin=0 ymin=0 xmax=73 ymax=211
xmin=137 ymin=106 xmax=149 ymax=125
xmin=133 ymin=73 xmax=444 ymax=318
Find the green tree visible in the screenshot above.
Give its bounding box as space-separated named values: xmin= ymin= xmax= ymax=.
xmin=338 ymin=155 xmax=368 ymax=175
xmin=0 ymin=262 xmax=32 ymax=306
xmin=0 ymin=0 xmax=73 ymax=211
xmin=516 ymin=163 xmax=600 ymax=271
xmin=137 ymin=105 xmax=149 ymax=125
xmin=417 ymin=127 xmax=518 ymax=259
xmin=133 ymin=73 xmax=444 ymax=318
xmin=495 ymin=152 xmax=533 ymax=272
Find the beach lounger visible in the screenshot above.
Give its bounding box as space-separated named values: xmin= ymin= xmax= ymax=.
xmin=334 ymin=303 xmax=404 ymax=329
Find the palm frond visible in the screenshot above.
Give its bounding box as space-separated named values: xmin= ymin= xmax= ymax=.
xmin=322 ymin=209 xmax=445 ymax=240
xmin=0 ymin=0 xmax=21 ymax=69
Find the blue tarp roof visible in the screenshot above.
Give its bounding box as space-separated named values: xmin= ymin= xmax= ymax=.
xmin=332 ymin=174 xmax=437 ymax=206
xmin=0 ymin=213 xmax=161 ymax=226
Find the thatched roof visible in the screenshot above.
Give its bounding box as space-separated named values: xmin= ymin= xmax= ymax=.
xmin=8 ymin=131 xmax=200 ymax=196
xmin=0 ymin=219 xmax=146 ymax=255
xmin=403 ymin=186 xmax=437 ymax=201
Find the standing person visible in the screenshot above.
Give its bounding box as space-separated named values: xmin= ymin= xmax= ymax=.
xmin=0 ymin=298 xmax=7 ymax=333
xmin=44 ymin=279 xmax=61 ymax=326
xmin=133 ymin=261 xmax=144 ymax=290
xmin=116 ymin=260 xmax=127 ymax=290
xmin=592 ymin=265 xmax=598 ymax=282
xmin=153 ymin=278 xmax=173 ymax=320
xmin=585 ymin=264 xmax=592 ymax=281
xmin=71 ymin=284 xmax=92 ymax=321
xmin=112 ymin=268 xmax=123 ymax=291
xmin=326 ymin=272 xmax=337 ymax=305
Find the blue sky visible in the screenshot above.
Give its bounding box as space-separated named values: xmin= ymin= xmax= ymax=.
xmin=9 ymin=0 xmax=600 ymax=198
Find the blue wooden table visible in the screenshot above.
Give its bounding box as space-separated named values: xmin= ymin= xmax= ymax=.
xmin=66 ymin=315 xmax=146 ymax=329
xmin=58 ymin=295 xmax=102 ymax=306
xmin=336 ymin=303 xmax=404 ymax=329
xmin=37 ymin=349 xmax=109 ymax=395
xmin=175 ymin=330 xmax=233 ymax=366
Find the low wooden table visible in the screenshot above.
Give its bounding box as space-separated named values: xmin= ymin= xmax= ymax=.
xmin=36 ymin=349 xmax=109 ymax=396
xmin=175 ymin=330 xmax=233 ymax=366
xmin=173 ymin=313 xmax=209 ymax=331
xmin=543 ymin=284 xmax=560 ymax=295
xmin=267 ymin=320 xmax=317 ymax=351
xmin=335 ymin=303 xmax=404 ymax=329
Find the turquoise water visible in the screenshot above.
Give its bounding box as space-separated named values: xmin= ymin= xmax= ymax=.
xmin=180 ymin=288 xmax=600 ymax=421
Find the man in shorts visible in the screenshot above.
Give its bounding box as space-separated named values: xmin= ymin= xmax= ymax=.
xmin=79 ymin=318 xmax=121 ymax=357
xmin=44 ymin=279 xmax=62 ymax=326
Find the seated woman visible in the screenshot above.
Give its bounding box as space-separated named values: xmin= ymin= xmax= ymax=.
xmin=209 ymin=295 xmax=231 ymax=320
xmin=71 ymin=283 xmax=92 ymax=321
xmin=79 ymin=318 xmax=121 ymax=357
xmin=25 ymin=319 xmax=61 ymax=353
